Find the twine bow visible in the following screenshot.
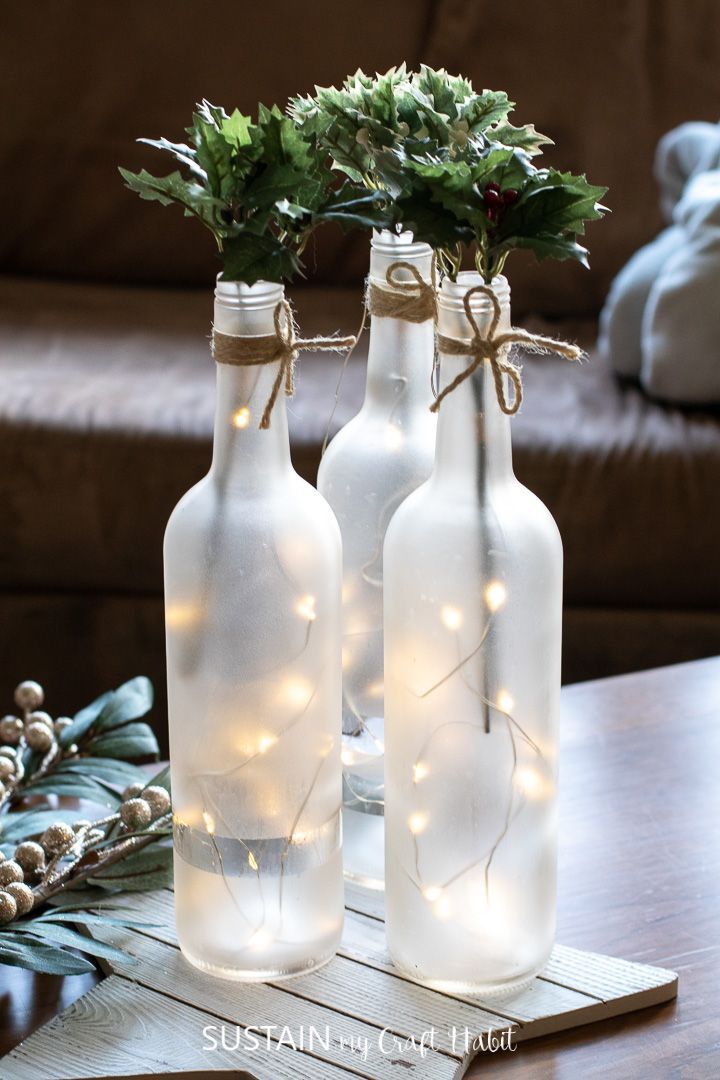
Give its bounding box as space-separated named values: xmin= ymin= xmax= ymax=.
xmin=212 ymin=299 xmax=356 ymax=429
xmin=434 ymin=284 xmax=584 ymax=416
xmin=367 ymin=258 xmax=438 ymax=324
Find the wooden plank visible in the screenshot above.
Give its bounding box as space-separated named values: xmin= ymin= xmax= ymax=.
xmin=344 ymin=880 xmax=385 ymax=921
xmin=1 ymin=975 xmax=357 ymax=1080
xmin=2 ymin=886 xmax=677 ymax=1079
xmin=90 ymin=924 xmax=460 ymax=1080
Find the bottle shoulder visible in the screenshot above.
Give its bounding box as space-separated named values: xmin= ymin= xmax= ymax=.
xmin=385 ymin=477 xmax=562 ymax=562
xmin=165 ymin=470 xmax=340 ymax=548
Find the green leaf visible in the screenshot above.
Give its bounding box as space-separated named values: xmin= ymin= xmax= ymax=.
xmin=88 ymin=722 xmax=159 ymax=761
xmin=60 ymin=676 xmax=154 ymax=749
xmin=0 ymin=932 xmax=96 ymax=974
xmin=95 ymin=676 xmax=154 ymax=732
xmin=315 ymin=182 xmax=391 ymax=232
xmin=119 ymin=167 xmax=222 ymax=231
xmin=57 ymin=757 xmax=146 ymax=786
xmin=0 ymin=808 xmax=83 ymax=845
xmin=221 ymin=231 xmax=301 ymax=285
xmin=22 ymin=772 xmax=121 ymax=808
xmin=221 ymin=108 xmax=253 ymax=147
xmin=23 ymin=923 xmax=137 ymax=965
xmin=36 ymin=911 xmax=158 ymax=930
xmin=88 ymin=842 xmax=174 ymax=892
xmin=137 ymin=137 xmax=206 ymax=179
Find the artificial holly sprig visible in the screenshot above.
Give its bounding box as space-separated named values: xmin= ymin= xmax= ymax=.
xmin=120 ymin=100 xmax=391 ymax=285
xmin=0 ymin=678 xmax=173 ymax=974
xmin=291 ymin=65 xmax=608 ymax=282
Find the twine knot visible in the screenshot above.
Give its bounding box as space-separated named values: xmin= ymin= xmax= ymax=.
xmin=367 ymin=259 xmax=438 ymax=324
xmin=433 ymin=284 xmax=584 ymax=416
xmin=212 ymin=299 xmax=356 ymax=428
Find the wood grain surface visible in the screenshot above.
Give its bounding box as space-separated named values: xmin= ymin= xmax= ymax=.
xmin=1 ymin=656 xmax=718 ymax=1077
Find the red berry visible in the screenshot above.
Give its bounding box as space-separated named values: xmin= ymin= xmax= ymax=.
xmin=483 ymin=188 xmax=502 ymax=207
xmin=485 ymin=181 xmax=501 ymax=194
xmin=502 ymin=188 xmax=519 ymax=205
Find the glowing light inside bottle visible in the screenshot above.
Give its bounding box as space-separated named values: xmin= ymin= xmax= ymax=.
xmin=296 ymin=594 xmax=317 ymax=621
xmin=232 ymin=406 xmax=251 ymax=429
xmin=408 ymin=812 xmax=428 ymax=835
xmin=496 ymin=689 xmax=514 ymax=713
xmin=484 ymin=581 xmax=507 ymax=612
xmin=441 ymin=605 xmax=463 ymax=630
xmin=413 ymin=761 xmax=429 ymax=783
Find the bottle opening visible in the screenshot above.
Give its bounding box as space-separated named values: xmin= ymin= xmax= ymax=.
xmin=439 ymin=273 xmax=511 ymax=312
xmin=214 ymin=276 xmax=284 ymax=312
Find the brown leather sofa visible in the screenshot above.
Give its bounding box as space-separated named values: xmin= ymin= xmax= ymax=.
xmin=2 ymin=2 xmax=720 ymax=745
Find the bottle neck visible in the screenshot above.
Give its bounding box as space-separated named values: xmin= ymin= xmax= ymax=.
xmin=211 ymin=279 xmax=292 ymax=492
xmin=432 ymin=273 xmax=514 ymax=492
xmin=364 ymin=230 xmax=435 ymax=412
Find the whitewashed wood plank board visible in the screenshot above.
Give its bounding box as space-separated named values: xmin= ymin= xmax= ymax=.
xmin=1 ymin=885 xmax=678 ymax=1079
xmin=87 ymin=924 xmax=460 ymax=1080
xmin=1 ymin=975 xmax=358 ymax=1080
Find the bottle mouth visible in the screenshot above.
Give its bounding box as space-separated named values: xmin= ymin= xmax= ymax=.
xmin=439 ymin=272 xmax=510 ymax=312
xmin=371 ymin=228 xmax=432 ymax=258
xmin=214 ymin=276 xmax=284 ymax=311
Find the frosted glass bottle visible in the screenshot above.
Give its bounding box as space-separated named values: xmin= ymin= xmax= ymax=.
xmin=165 ymin=278 xmax=344 ymax=981
xmin=384 ymin=273 xmax=562 ymax=995
xmin=318 ymin=230 xmax=437 ymax=889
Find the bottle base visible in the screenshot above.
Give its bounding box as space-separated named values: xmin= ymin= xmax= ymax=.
xmin=179 ymin=943 xmax=337 ymax=983
xmin=389 ymin=957 xmax=543 ymax=1000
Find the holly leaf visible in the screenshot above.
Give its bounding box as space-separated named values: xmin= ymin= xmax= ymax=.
xmin=221 ymin=231 xmax=301 ymax=284
xmin=315 ymin=182 xmax=392 ymax=232
xmin=221 ymin=108 xmax=253 ymax=148
xmin=118 ymin=168 xmax=221 ymax=230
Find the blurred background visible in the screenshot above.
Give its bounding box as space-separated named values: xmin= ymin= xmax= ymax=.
xmin=2 ymin=0 xmax=719 ymax=748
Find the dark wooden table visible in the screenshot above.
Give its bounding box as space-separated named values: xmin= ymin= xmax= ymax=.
xmin=2 ymin=657 xmax=719 ymax=1078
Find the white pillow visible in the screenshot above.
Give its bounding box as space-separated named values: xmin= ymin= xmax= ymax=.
xmin=641 ymin=170 xmax=720 ymax=403
xmin=598 ymin=226 xmax=683 ymax=377
xmin=654 ymin=122 xmax=720 ymax=223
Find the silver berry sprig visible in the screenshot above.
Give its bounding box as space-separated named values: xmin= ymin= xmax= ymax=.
xmin=0 ymin=678 xmax=170 ymax=933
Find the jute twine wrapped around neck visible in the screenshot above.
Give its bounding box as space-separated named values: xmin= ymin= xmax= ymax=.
xmin=434 ymin=283 xmax=584 ymax=416
xmin=367 ymin=258 xmax=438 ymax=324
xmin=212 ymin=298 xmax=356 ymax=429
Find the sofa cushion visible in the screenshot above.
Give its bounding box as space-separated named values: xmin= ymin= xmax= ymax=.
xmin=4 ymin=2 xmax=720 ymax=315
xmin=1 ymin=275 xmax=719 ymax=612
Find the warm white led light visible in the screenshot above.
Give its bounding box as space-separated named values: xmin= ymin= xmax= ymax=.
xmin=248 ymin=928 xmax=273 ymax=950
xmin=341 ymin=748 xmax=354 ymax=767
xmin=385 ymin=425 xmax=403 ymax=450
xmin=496 ymin=689 xmax=514 ymax=713
xmin=422 ymin=885 xmax=442 ymax=902
xmin=408 ymin=812 xmax=428 ymax=835
xmin=232 ymin=406 xmax=251 ymax=429
xmin=484 ymin=581 xmax=507 ymax=612
xmin=413 ymin=761 xmax=429 ymax=783
xmin=441 ymin=605 xmax=463 ymax=631
xmin=257 ymin=735 xmax=276 ymax=754
xmin=515 ymin=766 xmax=552 ymax=800
xmin=202 ymin=810 xmax=216 ymax=835
xmin=282 ymin=678 xmax=312 ymax=707
xmin=165 ymin=603 xmax=200 ymax=630
xmin=296 ymin=594 xmax=317 ymax=621
xmin=433 ymin=894 xmax=452 ymax=920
